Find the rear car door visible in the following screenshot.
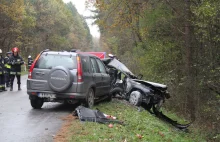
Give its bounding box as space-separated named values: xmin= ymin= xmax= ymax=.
xmin=96 ymin=59 xmax=111 ymax=95
xmin=80 ymin=56 xmax=92 ymax=93
xmin=90 ymin=57 xmax=103 ymax=96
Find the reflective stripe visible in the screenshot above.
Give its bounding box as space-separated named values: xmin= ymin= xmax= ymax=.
xmin=10 ymin=72 xmax=16 ymax=75
xmin=10 ymin=72 xmax=21 ymax=75
xmin=5 ymin=64 xmax=11 ymax=69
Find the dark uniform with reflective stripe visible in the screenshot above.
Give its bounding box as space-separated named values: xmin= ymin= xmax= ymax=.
xmin=0 ymin=55 xmax=6 ymax=91
xmin=28 ymin=57 xmax=33 ymax=70
xmin=4 ymin=55 xmax=11 ymax=87
xmin=8 ymin=54 xmax=24 ymax=90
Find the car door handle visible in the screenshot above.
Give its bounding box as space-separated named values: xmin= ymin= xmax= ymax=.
xmin=36 ymin=72 xmax=44 ymax=75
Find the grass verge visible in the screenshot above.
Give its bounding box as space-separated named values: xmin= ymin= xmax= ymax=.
xmin=21 ymin=71 xmax=28 ymax=76
xmin=57 ymin=99 xmax=206 ymax=142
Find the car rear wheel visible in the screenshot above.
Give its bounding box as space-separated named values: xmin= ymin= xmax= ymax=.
xmin=85 ymin=88 xmax=95 ymax=108
xmin=106 ymin=93 xmax=112 ymax=102
xmin=30 ymin=98 xmax=44 ymax=109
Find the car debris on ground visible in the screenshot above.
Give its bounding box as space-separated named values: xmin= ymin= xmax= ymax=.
xmin=73 ymin=106 xmax=124 ymax=125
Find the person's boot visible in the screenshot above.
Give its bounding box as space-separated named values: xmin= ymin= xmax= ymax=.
xmin=18 ymin=84 xmax=21 ymax=91
xmin=10 ymin=86 xmax=13 ymax=91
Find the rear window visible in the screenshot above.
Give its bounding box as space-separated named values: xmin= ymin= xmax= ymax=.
xmin=35 ymin=54 xmax=77 ymax=69
xmin=81 ymin=56 xmax=89 ymax=73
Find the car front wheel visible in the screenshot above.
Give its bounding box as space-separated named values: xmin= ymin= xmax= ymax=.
xmin=129 ymin=91 xmax=142 ymax=106
xmin=30 ymin=98 xmax=44 ymax=109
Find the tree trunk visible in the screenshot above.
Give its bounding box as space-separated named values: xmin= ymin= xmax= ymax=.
xmin=184 ymin=0 xmax=195 ymax=120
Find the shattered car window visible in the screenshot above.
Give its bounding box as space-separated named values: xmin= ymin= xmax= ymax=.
xmin=108 ymin=58 xmax=134 ymax=76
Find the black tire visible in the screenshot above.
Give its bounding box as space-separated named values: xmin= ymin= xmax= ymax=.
xmin=106 ymin=93 xmax=112 ymax=102
xmin=30 ymin=98 xmax=44 ymax=109
xmin=48 ymin=66 xmax=73 ymax=92
xmin=85 ymin=88 xmax=95 ymax=108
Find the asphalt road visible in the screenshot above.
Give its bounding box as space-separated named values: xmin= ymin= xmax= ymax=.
xmin=0 ymin=75 xmax=75 ymax=142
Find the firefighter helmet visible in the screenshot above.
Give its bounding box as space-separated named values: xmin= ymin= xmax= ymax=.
xmin=12 ymin=47 xmax=19 ymax=53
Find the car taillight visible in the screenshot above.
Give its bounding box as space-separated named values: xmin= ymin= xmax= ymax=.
xmin=28 ymin=54 xmax=41 ymax=79
xmin=77 ymin=55 xmax=83 ymax=82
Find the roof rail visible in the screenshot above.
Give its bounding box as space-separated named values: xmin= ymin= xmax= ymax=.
xmin=38 ymin=49 xmax=49 ymax=56
xmin=70 ymin=49 xmax=80 ymax=52
xmin=43 ymin=49 xmax=50 ymax=52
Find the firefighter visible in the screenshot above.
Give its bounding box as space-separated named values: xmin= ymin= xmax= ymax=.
xmin=0 ymin=49 xmax=7 ymax=91
xmin=4 ymin=52 xmax=12 ymax=87
xmin=27 ymin=55 xmax=33 ymax=70
xmin=8 ymin=47 xmax=24 ymax=91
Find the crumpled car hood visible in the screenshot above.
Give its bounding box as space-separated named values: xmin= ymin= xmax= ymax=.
xmin=132 ymin=79 xmax=167 ymax=89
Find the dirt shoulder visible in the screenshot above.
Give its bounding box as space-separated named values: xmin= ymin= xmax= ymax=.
xmin=54 ymin=114 xmax=75 ymax=142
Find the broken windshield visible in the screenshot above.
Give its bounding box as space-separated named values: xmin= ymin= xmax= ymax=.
xmin=108 ymin=58 xmax=134 ymax=76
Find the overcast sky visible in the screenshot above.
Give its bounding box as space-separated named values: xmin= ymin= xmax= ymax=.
xmin=62 ymin=0 xmax=100 ymax=38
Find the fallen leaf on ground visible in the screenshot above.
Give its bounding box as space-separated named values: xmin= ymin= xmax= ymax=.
xmin=136 ymin=134 xmax=143 ymax=139
xmin=108 ymin=123 xmax=113 ymax=128
xmin=158 ymin=131 xmax=165 ymax=137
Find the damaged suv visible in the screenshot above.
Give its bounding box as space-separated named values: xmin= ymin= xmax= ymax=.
xmin=27 ymin=49 xmax=111 ymax=109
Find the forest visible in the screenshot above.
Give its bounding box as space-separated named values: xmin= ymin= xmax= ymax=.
xmin=0 ymin=0 xmax=93 ymax=59
xmin=88 ymin=0 xmax=219 ymax=140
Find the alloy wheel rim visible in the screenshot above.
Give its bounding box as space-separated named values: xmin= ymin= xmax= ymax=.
xmin=88 ymin=90 xmax=94 ymax=107
xmin=130 ymin=93 xmax=138 ymax=105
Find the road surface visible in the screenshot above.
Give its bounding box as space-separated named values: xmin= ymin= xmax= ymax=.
xmin=0 ymin=75 xmax=74 ymax=142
